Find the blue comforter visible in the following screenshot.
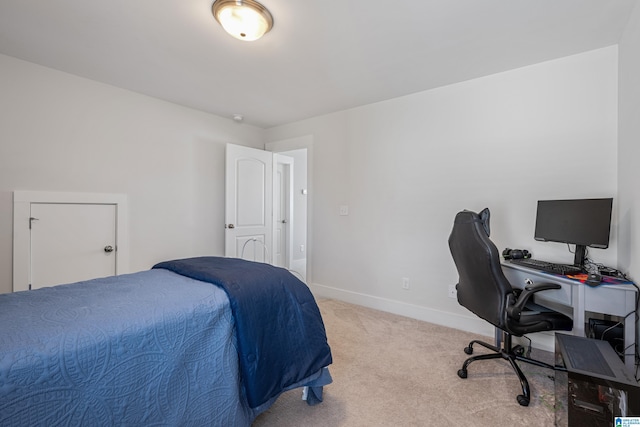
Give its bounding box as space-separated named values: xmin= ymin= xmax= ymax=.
xmin=0 ymin=262 xmax=331 ymax=426
xmin=1 ymin=270 xmax=260 ymax=426
xmin=153 ymin=256 xmax=333 ymax=408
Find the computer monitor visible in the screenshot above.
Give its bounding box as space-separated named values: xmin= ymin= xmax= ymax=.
xmin=534 ymin=198 xmax=613 ymax=269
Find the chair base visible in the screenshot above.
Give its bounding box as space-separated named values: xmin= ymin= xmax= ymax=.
xmin=457 ymin=334 xmax=560 ymax=406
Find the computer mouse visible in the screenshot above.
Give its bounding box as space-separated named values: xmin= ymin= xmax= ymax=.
xmin=585 ymin=273 xmax=602 ymax=287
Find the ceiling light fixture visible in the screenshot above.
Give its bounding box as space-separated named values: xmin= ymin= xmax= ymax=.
xmin=212 ymin=0 xmax=274 ymax=42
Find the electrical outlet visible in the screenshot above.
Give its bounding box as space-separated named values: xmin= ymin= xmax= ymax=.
xmin=402 ymin=277 xmax=410 ymax=290
xmin=448 ymin=284 xmax=457 ymax=299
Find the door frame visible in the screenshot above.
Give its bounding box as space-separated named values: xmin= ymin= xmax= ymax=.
xmin=13 ymin=191 xmax=129 ymax=292
xmin=266 ymin=135 xmax=313 ymax=282
xmin=273 ymin=154 xmax=294 ymax=269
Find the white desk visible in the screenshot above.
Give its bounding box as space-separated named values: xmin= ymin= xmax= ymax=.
xmin=502 ymin=262 xmax=637 ymax=370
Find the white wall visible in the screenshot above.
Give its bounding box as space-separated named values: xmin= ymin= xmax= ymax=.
xmin=619 ymin=4 xmax=640 ymax=282
xmin=618 ymin=3 xmax=640 ymax=354
xmin=266 ymin=47 xmax=620 ymax=338
xmin=0 ymin=53 xmax=263 ymax=294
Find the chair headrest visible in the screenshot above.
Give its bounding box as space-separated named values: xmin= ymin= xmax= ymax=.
xmin=455 ymin=208 xmax=491 ymax=237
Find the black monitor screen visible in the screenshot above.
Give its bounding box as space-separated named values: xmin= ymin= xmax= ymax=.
xmin=534 ymin=198 xmax=613 ymax=249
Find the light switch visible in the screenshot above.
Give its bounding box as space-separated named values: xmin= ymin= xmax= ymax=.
xmin=339 ymin=205 xmax=349 ymax=216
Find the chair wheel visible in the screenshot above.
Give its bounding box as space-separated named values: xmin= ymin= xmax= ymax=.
xmin=513 ymin=345 xmax=525 ymax=356
xmin=463 ymin=346 xmax=473 ymax=355
xmin=457 ymin=369 xmax=467 ymax=379
xmin=517 ymin=395 xmax=529 ymax=406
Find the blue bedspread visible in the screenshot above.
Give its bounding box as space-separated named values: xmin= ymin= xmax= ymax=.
xmin=153 ymin=256 xmax=333 ymax=408
xmin=0 ymin=268 xmax=329 ymax=426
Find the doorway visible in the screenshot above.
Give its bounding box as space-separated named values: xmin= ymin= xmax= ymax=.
xmin=225 ymin=138 xmax=311 ymax=282
xmin=273 ymin=154 xmax=293 ymax=270
xmin=266 ymin=136 xmax=312 ymax=282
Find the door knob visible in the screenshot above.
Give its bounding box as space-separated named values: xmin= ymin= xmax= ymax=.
xmin=227 ymin=224 xmax=235 ymax=229
xmin=104 ymin=245 xmax=114 ymax=253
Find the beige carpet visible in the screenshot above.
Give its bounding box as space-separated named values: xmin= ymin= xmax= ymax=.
xmin=253 ymin=298 xmax=559 ymax=426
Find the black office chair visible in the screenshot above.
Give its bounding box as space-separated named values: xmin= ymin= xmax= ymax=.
xmin=448 ymin=208 xmax=573 ymax=406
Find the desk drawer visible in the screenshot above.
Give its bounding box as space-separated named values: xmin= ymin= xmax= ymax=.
xmin=584 ymin=286 xmax=633 ymax=317
xmin=502 ymin=267 xmax=572 ymax=306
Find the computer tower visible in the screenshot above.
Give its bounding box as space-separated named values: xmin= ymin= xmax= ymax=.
xmin=555 ymin=334 xmax=639 ymax=427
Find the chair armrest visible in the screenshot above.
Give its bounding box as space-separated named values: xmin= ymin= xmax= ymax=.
xmin=507 ymin=282 xmax=561 ymax=321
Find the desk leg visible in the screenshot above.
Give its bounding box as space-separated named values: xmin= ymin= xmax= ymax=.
xmin=624 ymin=289 xmax=636 ymax=370
xmin=624 ymin=318 xmax=635 ymax=369
xmin=573 ymin=283 xmax=585 ymax=337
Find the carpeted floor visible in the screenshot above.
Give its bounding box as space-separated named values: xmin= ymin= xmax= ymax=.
xmin=253 ymin=298 xmax=559 ymax=426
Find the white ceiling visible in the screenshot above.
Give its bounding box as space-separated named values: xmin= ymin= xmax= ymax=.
xmin=0 ymin=0 xmax=636 ymax=128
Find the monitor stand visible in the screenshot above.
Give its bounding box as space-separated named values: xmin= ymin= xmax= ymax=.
xmin=573 ymin=245 xmax=587 ymax=269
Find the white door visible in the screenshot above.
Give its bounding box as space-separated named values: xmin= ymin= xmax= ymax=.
xmin=225 ymin=144 xmax=273 ymax=262
xmin=273 ymin=154 xmax=293 ymax=268
xmin=30 ymin=203 xmax=117 ymax=289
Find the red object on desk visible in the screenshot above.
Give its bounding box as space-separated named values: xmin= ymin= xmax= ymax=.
xmin=566 ymin=274 xmax=633 ymax=285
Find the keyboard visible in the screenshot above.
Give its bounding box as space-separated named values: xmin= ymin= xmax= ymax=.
xmin=508 ymin=258 xmax=584 ymax=275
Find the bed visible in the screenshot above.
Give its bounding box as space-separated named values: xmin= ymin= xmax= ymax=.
xmin=0 ymin=256 xmax=332 ymax=426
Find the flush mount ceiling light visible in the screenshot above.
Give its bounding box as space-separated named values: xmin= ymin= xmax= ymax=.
xmin=212 ymin=0 xmax=274 ymax=41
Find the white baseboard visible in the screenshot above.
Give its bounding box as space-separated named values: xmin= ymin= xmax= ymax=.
xmin=309 ymin=282 xmax=555 ymax=353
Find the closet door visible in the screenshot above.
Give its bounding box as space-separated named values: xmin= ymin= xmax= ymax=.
xmin=13 ymin=191 xmax=128 ymax=292
xmin=30 ymin=203 xmax=117 ymax=289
